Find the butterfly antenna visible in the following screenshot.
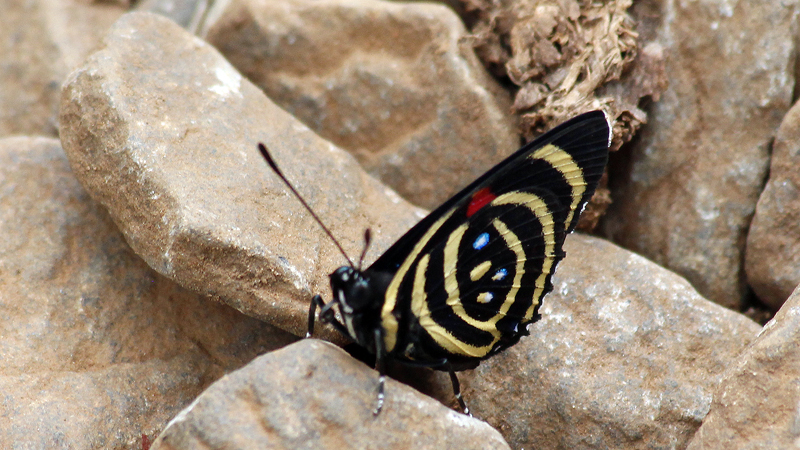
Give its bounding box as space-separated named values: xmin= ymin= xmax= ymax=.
xmin=357 ymin=228 xmax=372 ymax=270
xmin=258 ymin=143 xmax=355 ymax=268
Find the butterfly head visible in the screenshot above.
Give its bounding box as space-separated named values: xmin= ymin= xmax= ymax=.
xmin=329 ymin=266 xmax=377 ymax=314
xmin=329 ymin=265 xmax=385 ymax=346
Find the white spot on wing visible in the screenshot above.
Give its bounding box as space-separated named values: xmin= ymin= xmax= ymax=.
xmin=492 ymin=268 xmax=507 ymax=281
xmin=601 ymin=110 xmax=613 ymax=147
xmin=477 ymin=292 xmax=494 ymax=303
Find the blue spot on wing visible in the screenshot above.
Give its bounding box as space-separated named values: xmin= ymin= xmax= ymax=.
xmin=473 ymin=232 xmax=490 ymax=250
xmin=492 ymin=268 xmax=507 ymax=281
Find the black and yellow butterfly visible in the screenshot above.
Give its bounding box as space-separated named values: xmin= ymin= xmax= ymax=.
xmin=259 ymin=110 xmax=610 ymax=414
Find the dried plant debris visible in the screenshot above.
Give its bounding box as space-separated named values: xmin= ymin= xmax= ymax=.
xmin=464 ymin=0 xmax=664 ymax=147
xmin=461 ymin=0 xmax=666 ymax=231
xmin=600 ymin=41 xmax=668 ymax=150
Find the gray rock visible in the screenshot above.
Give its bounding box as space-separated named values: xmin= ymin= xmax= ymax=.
xmin=603 ymin=0 xmax=797 ymax=309
xmin=745 ymin=100 xmax=800 ymax=310
xmin=459 ymin=235 xmax=761 ymax=450
xmin=59 ymin=12 xmax=426 ymax=340
xmin=204 ymin=0 xmax=519 ymax=209
xmin=687 ymin=284 xmax=800 ymax=449
xmin=0 ymin=136 xmax=297 ymax=448
xmin=152 ymin=340 xmax=511 ymax=450
xmin=136 ymin=0 xmax=209 ymax=31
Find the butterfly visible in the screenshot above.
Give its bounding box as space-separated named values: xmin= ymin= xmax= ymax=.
xmin=259 ymin=110 xmax=610 ymax=415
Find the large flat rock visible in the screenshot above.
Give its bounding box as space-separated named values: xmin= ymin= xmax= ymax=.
xmin=0 ymin=136 xmax=296 ymax=448
xmin=59 ymin=11 xmax=425 ymax=339
xmin=152 ymin=340 xmax=511 ymax=450
xmin=459 ymin=235 xmax=761 ymax=450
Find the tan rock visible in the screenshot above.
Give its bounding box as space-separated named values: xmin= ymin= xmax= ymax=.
xmin=602 ymin=0 xmax=796 ymax=309
xmin=458 ymin=235 xmax=761 ymax=450
xmin=0 ymin=0 xmax=124 ymax=136
xmin=203 ymin=0 xmax=518 ymax=209
xmin=152 ymin=340 xmax=511 ymax=450
xmin=745 ymin=100 xmax=800 ymax=310
xmin=2 ymin=358 xmax=206 ymax=448
xmin=59 ymin=12 xmax=426 ymax=339
xmin=687 ymin=284 xmax=800 ymax=449
xmin=0 ymin=136 xmax=297 ymax=448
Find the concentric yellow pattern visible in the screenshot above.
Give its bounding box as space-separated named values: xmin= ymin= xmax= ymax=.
xmin=407 ymin=191 xmax=555 ymax=358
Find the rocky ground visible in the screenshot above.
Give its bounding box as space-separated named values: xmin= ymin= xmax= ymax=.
xmin=3 ymin=0 xmax=800 ymax=449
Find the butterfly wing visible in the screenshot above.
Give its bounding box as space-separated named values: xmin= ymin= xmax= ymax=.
xmin=368 ymin=111 xmax=610 ymax=363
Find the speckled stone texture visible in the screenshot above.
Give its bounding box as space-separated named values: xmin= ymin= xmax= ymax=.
xmin=746 ymin=99 xmax=800 ymax=310
xmin=0 ymin=0 xmax=124 ymax=136
xmin=152 ymin=340 xmax=511 ymax=450
xmin=59 ymin=12 xmax=425 ymax=340
xmin=603 ymin=0 xmax=797 ymax=309
xmin=688 ymin=284 xmax=800 ymax=449
xmin=0 ymin=136 xmax=297 ymax=448
xmin=459 ymin=235 xmax=761 ymax=450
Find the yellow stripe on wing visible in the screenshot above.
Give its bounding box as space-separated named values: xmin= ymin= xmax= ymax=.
xmin=381 ymin=209 xmax=456 ymax=353
xmin=530 ymin=144 xmax=585 ymax=229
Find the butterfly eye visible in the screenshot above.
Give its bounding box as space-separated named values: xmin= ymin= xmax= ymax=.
xmin=472 ymin=232 xmax=490 ymax=250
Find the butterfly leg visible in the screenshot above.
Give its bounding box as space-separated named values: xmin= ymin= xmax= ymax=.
xmin=306 ymin=295 xmax=349 ymax=338
xmin=447 ymin=368 xmax=471 ymax=416
xmin=373 ymin=327 xmax=387 ymax=416
xmin=306 ymin=295 xmax=325 ymax=337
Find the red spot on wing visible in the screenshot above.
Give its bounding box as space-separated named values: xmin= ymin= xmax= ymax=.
xmin=466 ymin=187 xmax=497 ymax=217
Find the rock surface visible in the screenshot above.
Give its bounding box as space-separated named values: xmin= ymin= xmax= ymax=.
xmin=745 ymin=100 xmax=800 ymax=310
xmin=204 ymin=0 xmax=519 ymax=210
xmin=458 ymin=234 xmax=761 ymax=450
xmin=5 ymin=1 xmax=794 ymax=448
xmin=59 ymin=12 xmax=426 ymax=340
xmin=687 ymin=284 xmax=800 ymax=449
xmin=603 ymin=0 xmax=797 ymax=309
xmin=0 ymin=136 xmax=297 ymax=448
xmin=152 ymin=339 xmax=511 ymax=450
xmin=0 ymin=0 xmax=124 ymax=136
